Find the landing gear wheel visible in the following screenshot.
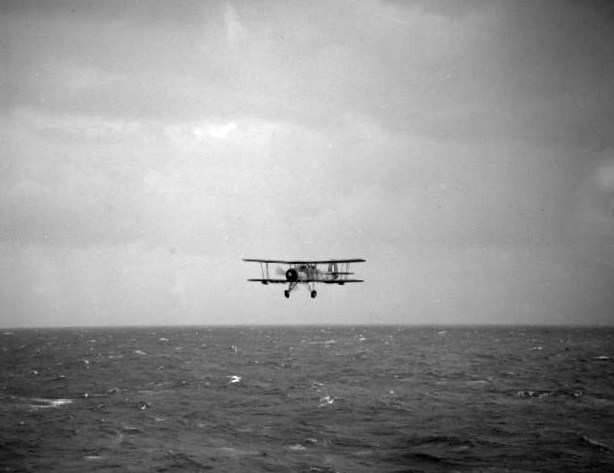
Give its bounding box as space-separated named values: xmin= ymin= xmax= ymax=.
xmin=311 ymin=290 xmax=317 ymax=299
xmin=284 ymin=290 xmax=290 ymax=298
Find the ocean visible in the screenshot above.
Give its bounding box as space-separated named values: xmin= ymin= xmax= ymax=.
xmin=1 ymin=325 xmax=613 ymax=472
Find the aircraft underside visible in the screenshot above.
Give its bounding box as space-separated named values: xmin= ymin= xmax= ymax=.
xmin=284 ymin=281 xmax=317 ymax=299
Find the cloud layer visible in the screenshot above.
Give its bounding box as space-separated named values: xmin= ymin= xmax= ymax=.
xmin=1 ymin=0 xmax=614 ymax=326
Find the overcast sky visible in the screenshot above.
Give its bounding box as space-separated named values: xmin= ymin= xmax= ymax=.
xmin=1 ymin=0 xmax=613 ymax=328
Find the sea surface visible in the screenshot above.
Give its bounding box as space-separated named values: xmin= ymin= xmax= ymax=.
xmin=1 ymin=325 xmax=613 ymax=472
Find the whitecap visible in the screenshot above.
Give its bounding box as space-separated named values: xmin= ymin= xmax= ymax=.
xmin=48 ymin=398 xmax=73 ymax=407
xmin=29 ymin=398 xmax=73 ymax=409
xmin=466 ymin=379 xmax=491 ymax=386
xmin=228 ymin=375 xmax=242 ymax=384
xmin=217 ymin=447 xmax=260 ymax=457
xmin=579 ymin=435 xmax=611 ymax=451
xmin=288 ymin=444 xmax=307 ymax=451
xmin=307 ymin=340 xmax=337 ymax=345
xmin=318 ymin=395 xmax=335 ymax=407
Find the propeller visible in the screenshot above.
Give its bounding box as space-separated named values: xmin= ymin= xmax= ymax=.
xmin=285 ymin=268 xmax=299 ymax=282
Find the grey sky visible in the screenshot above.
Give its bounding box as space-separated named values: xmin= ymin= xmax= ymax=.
xmin=1 ymin=0 xmax=613 ymax=327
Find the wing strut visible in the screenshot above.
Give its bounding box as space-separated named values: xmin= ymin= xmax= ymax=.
xmin=258 ymin=261 xmax=271 ymax=280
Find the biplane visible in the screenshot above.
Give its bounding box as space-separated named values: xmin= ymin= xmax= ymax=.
xmin=243 ymin=258 xmax=366 ymax=298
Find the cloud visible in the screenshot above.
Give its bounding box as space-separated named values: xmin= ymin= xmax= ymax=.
xmin=1 ymin=110 xmax=159 ymax=247
xmin=207 ymin=122 xmax=238 ymax=140
xmin=224 ymin=4 xmax=246 ymax=51
xmin=0 ymin=241 xmax=245 ymax=327
xmin=596 ymin=160 xmax=614 ymax=193
xmin=384 ymin=0 xmax=502 ymax=18
xmin=571 ymin=150 xmax=614 ymax=238
xmin=1 ymin=101 xmax=577 ymax=255
xmin=2 ymin=1 xmax=614 ymax=326
xmin=0 ymin=0 xmax=506 ymax=136
xmin=1 ymin=110 xmax=357 ymax=251
xmin=9 ymin=108 xmax=144 ymax=142
xmin=3 ymin=0 xmax=613 ymax=150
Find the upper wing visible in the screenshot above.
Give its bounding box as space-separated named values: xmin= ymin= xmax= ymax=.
xmin=243 ymin=258 xmax=293 ymax=264
xmin=307 ymin=258 xmax=366 ymax=264
xmin=243 ymin=258 xmax=366 ymax=264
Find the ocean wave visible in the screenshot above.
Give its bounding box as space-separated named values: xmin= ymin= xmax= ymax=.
xmin=28 ymin=397 xmax=73 ymax=409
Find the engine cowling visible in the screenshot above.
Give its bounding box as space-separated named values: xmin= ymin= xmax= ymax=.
xmin=285 ymin=268 xmax=299 ymax=282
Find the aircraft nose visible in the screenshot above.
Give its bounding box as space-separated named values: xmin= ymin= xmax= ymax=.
xmin=285 ymin=268 xmax=299 ymax=282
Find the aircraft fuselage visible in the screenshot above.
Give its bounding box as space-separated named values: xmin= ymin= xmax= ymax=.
xmin=286 ymin=264 xmax=343 ymax=283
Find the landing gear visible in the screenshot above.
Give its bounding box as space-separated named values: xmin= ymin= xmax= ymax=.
xmin=284 ymin=285 xmax=317 ymax=299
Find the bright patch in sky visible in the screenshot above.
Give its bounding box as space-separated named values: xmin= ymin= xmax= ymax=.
xmin=208 ymin=122 xmax=237 ymax=140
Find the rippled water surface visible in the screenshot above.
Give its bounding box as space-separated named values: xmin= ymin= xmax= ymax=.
xmin=1 ymin=325 xmax=613 ymax=472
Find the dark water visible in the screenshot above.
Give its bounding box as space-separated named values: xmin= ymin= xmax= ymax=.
xmin=1 ymin=326 xmax=613 ymax=472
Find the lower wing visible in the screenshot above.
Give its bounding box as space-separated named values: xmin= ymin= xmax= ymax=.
xmin=322 ymin=279 xmax=364 ymax=284
xmin=248 ymin=278 xmax=364 ymax=284
xmin=247 ymin=278 xmax=288 ymax=284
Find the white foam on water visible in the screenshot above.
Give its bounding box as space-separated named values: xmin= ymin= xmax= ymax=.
xmin=217 ymin=446 xmax=260 ymax=457
xmin=29 ymin=398 xmax=73 ymax=409
xmin=318 ymin=395 xmax=335 ymax=407
xmin=288 ymin=444 xmax=307 ymax=451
